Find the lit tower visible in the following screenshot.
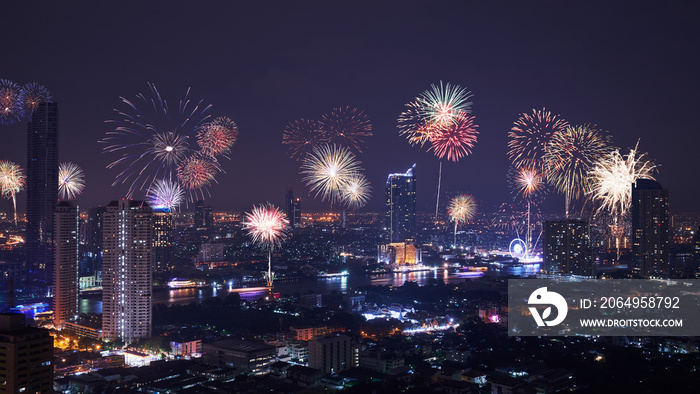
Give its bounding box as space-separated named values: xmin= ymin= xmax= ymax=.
xmin=385 ymin=164 xmax=416 ymax=242
xmin=53 ymin=200 xmax=79 ymax=329
xmin=102 ymin=200 xmax=153 ymax=343
xmin=631 ymin=179 xmax=670 ymax=278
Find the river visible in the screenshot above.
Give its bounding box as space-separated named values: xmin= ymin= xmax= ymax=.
xmin=78 ymin=264 xmax=540 ymax=314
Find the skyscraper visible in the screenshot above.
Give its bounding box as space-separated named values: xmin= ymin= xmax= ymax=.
xmin=53 ymin=201 xmax=79 ymax=329
xmin=285 ymin=186 xmax=301 ymax=229
xmin=631 ymin=179 xmax=670 ymax=278
xmin=543 ymin=219 xmax=595 ymax=277
xmin=194 ymin=200 xmax=213 ymax=230
xmin=153 ymin=207 xmax=173 ymax=272
xmin=26 ymin=102 xmax=59 ymax=285
xmin=86 ymin=206 xmax=107 ymax=275
xmin=385 ymin=164 xmax=416 ymax=242
xmin=102 ymin=200 xmax=153 ymax=343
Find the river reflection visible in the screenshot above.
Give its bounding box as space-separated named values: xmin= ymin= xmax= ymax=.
xmin=79 ymin=264 xmax=539 ymax=314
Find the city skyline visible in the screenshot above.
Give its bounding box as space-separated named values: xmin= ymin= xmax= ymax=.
xmin=0 ymin=2 xmax=698 ymax=216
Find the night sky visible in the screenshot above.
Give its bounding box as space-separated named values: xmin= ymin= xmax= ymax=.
xmin=1 ymin=1 xmax=698 ymax=214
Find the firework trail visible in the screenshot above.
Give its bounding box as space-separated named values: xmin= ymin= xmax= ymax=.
xmin=543 ymin=124 xmax=612 ymax=217
xmin=508 ymin=108 xmax=569 ymax=168
xmin=101 ymin=83 xmax=213 ymax=197
xmin=197 ymin=116 xmax=238 ymax=157
xmin=0 ymin=79 xmax=22 ymax=126
xmin=447 ymin=194 xmax=477 ymax=247
xmin=17 ymin=82 xmax=52 ymax=117
xmin=300 ymin=144 xmax=362 ymax=204
xmin=320 ymin=106 xmax=372 ymax=154
xmin=0 ymin=161 xmax=25 ymax=224
xmin=416 ymin=81 xmax=473 ymax=125
xmin=341 ymin=172 xmax=371 ymax=210
xmin=243 ymin=203 xmax=289 ymax=287
xmin=147 ymin=178 xmax=185 ymax=210
xmin=282 ymin=118 xmax=327 ymax=161
xmin=508 ymin=165 xmax=546 ymax=252
xmin=428 ymin=112 xmax=479 ymax=162
xmin=58 ymin=162 xmax=86 ymax=200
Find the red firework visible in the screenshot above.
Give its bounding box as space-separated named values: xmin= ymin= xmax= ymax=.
xmin=197 ymin=116 xmax=238 ymax=156
xmin=320 ymin=106 xmax=372 ymax=154
xmin=176 ymin=155 xmax=218 ymax=191
xmin=282 ymin=118 xmax=327 ymax=161
xmin=428 ymin=112 xmax=479 ymax=162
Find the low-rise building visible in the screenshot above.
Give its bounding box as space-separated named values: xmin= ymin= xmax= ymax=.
xmin=202 ymin=339 xmax=275 ymax=375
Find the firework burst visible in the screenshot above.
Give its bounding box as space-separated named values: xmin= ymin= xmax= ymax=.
xmin=176 ymin=154 xmax=220 ymax=199
xmin=509 ymin=165 xmax=547 ymax=204
xmin=428 ymin=112 xmax=479 ymax=162
xmin=320 ymin=106 xmax=372 ymax=154
xmin=243 ymin=203 xmax=289 ymax=288
xmin=589 ymin=143 xmax=656 ymax=218
xmin=0 ymin=79 xmax=22 ymax=125
xmin=17 ymin=82 xmax=52 ymax=117
xmin=300 ymin=144 xmax=362 ymax=204
xmin=58 ymin=162 xmax=86 ymax=200
xmin=243 ymin=203 xmax=289 ymax=249
xmin=416 ymin=81 xmax=473 ymax=125
xmin=448 ymin=194 xmax=477 ymax=224
xmin=508 ymin=108 xmax=569 ymax=168
xmin=341 ymin=173 xmax=371 ymax=210
xmin=397 ymin=101 xmax=439 ymax=148
xmin=197 ymin=116 xmax=238 ymax=157
xmin=282 ymin=118 xmax=327 ymax=161
xmin=447 ymin=194 xmax=477 ymax=246
xmin=544 ymin=124 xmax=612 ymax=217
xmin=147 ymin=178 xmax=185 ymax=210
xmin=0 ymin=161 xmax=25 ymax=224
xmin=101 ymin=82 xmax=213 ymax=196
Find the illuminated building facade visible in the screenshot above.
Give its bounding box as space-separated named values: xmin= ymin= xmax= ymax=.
xmin=102 ymin=200 xmax=153 ymax=343
xmin=53 ymin=201 xmax=79 ymax=329
xmin=152 ymin=207 xmax=173 ymax=272
xmin=26 ymin=102 xmax=59 ymax=285
xmin=385 ymin=164 xmax=416 ymax=242
xmin=0 ymin=313 xmax=53 ymax=393
xmin=543 ymin=219 xmax=595 ymax=277
xmin=631 ymin=179 xmax=670 ymax=278
xmin=378 ymin=243 xmax=421 ymax=266
xmin=86 ymin=206 xmax=106 ymax=275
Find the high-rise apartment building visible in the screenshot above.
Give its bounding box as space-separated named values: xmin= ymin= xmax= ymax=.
xmin=85 ymin=206 xmax=107 ymax=275
xmin=194 ymin=200 xmax=213 ymax=229
xmin=631 ymin=179 xmax=670 ymax=278
xmin=26 ymin=102 xmax=59 ymax=285
xmin=153 ymin=207 xmax=173 ymax=272
xmin=102 ymin=200 xmax=153 ymax=343
xmin=285 ymin=186 xmax=301 ymax=229
xmin=385 ymin=164 xmax=416 ymax=242
xmin=0 ymin=313 xmax=53 ymax=393
xmin=53 ymin=201 xmax=79 ymax=329
xmin=308 ymin=334 xmax=352 ymax=374
xmin=543 ymin=219 xmax=595 ymax=277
